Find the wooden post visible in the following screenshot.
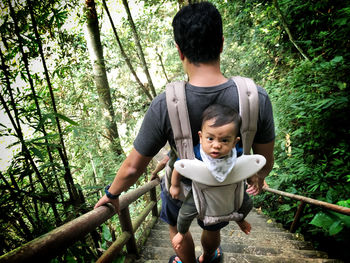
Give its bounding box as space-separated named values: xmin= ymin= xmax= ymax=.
xmin=290 ymin=201 xmax=306 ymax=233
xmin=119 ymin=207 xmax=139 ymax=257
xmin=150 ymin=187 xmax=158 ymax=217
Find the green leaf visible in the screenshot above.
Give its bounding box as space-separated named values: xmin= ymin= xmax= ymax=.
xmin=279 ymin=204 xmax=291 ymax=212
xmin=337 ymin=199 xmax=350 ymax=208
xmin=310 ymin=212 xmax=333 ymax=229
xmin=35 ymin=113 xmax=53 ymax=132
xmin=102 ymin=225 xmax=112 ymax=242
xmin=329 ymin=221 xmax=343 ymax=235
xmin=53 ymin=112 xmax=79 ymax=126
xmin=331 ymin=56 xmax=343 ymax=64
xmin=30 ymin=147 xmax=44 ymax=161
xmin=329 ymin=211 xmax=350 ymax=228
xmin=66 ymin=255 xmax=76 ymax=263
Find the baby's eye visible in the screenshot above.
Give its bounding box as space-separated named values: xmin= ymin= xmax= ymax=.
xmin=207 ymin=137 xmax=213 ymax=141
xmin=221 ymin=139 xmax=229 ymax=143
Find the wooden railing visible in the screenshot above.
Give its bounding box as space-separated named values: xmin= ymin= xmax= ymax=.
xmin=263 ymin=187 xmax=350 ymax=232
xmin=0 ymin=178 xmax=162 ymax=263
xmin=2 ymin=178 xmax=349 ymax=262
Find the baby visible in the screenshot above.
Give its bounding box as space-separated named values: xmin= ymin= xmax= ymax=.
xmin=170 ymin=104 xmax=252 ymax=250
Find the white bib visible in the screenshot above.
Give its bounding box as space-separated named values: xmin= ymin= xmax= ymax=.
xmin=199 ymin=145 xmax=237 ymax=183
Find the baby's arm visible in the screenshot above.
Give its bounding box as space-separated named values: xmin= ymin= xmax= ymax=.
xmin=169 ymin=169 xmax=182 ymax=199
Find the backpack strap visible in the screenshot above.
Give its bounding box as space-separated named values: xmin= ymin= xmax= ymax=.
xmin=231 ymin=76 xmax=259 ymax=155
xmin=166 ymin=81 xmax=195 ymax=160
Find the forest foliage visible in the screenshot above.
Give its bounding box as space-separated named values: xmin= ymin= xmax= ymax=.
xmin=0 ymin=0 xmax=349 ymax=261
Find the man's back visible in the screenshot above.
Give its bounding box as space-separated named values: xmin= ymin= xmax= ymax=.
xmin=134 ymin=79 xmax=274 ymax=158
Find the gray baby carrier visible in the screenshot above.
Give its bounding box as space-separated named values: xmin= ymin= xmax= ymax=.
xmin=165 ymin=76 xmax=265 ymax=225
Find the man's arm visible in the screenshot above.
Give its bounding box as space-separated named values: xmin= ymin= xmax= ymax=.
xmin=94 ymin=148 xmax=153 ymax=211
xmin=246 ymin=140 xmax=274 ymax=195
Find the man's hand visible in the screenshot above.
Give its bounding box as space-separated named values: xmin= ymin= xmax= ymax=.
xmin=246 ymin=174 xmax=264 ymax=196
xmin=94 ymin=195 xmax=120 ymax=214
xmin=249 ymin=141 xmax=274 ymax=195
xmin=150 ymin=172 xmax=160 ymax=181
xmin=92 ymin=148 xmax=153 ymax=213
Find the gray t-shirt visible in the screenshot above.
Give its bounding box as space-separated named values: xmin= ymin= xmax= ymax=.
xmin=134 ymin=79 xmax=275 ymax=157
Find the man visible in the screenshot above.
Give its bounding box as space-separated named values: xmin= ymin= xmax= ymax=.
xmin=94 ymin=2 xmax=275 ymax=263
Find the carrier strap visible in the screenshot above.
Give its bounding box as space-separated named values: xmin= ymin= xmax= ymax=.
xmin=166 ymin=81 xmax=195 ymax=160
xmin=231 ymin=76 xmax=259 ymax=155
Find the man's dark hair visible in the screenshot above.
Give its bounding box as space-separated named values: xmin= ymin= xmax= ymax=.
xmin=172 ymin=2 xmax=223 ymax=64
xmin=201 ymin=104 xmax=241 ymax=135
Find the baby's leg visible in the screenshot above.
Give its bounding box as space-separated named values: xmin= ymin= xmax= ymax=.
xmin=236 ymin=191 xmax=253 ymax=234
xmin=236 ymin=219 xmax=251 ymax=234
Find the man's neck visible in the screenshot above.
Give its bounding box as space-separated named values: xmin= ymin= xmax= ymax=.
xmin=185 ymin=59 xmax=227 ymax=87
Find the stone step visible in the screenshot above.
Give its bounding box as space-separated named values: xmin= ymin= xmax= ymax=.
xmin=137 ymin=247 xmax=340 ymax=262
xmin=153 ymin=221 xmax=286 ymax=233
xmin=155 ymin=212 xmax=283 ymax=229
xmin=136 ymin=209 xmax=342 ymax=262
xmin=144 ymin=236 xmax=314 ymax=251
xmin=140 ymin=242 xmax=328 ymax=259
xmin=135 ymin=260 xmax=340 ymax=263
xmin=148 ymin=229 xmax=302 ymax=242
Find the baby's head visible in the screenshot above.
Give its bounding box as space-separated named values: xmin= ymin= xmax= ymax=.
xmin=199 ymin=104 xmax=241 ymax=159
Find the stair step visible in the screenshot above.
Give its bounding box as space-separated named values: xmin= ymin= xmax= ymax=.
xmin=155 ymin=212 xmax=283 ymax=229
xmin=145 ymin=236 xmax=314 ymax=250
xmin=140 ymin=244 xmax=328 ymax=259
xmin=135 ymin=261 xmax=340 ymax=263
xmin=137 ymin=247 xmax=340 ymax=262
xmin=149 ymin=229 xmax=302 ymax=242
xmin=153 ymin=223 xmax=285 ymax=232
xmin=136 ymin=210 xmax=342 ymax=262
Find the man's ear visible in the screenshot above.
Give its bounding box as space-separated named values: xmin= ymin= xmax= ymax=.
xmin=176 ymin=43 xmax=185 ymax=60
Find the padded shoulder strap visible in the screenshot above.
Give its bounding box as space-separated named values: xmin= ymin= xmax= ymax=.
xmin=166 ymin=81 xmax=195 ymax=160
xmin=231 ymin=76 xmax=259 ymax=155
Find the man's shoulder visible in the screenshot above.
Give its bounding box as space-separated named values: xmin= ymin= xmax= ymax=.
xmin=256 ymin=85 xmax=269 ymax=97
xmin=151 ymin=91 xmax=166 ymax=105
xmin=148 ymin=91 xmax=167 ymax=113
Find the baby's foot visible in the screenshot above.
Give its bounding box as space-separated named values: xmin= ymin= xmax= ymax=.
xmin=236 ymin=220 xmax=251 ymax=234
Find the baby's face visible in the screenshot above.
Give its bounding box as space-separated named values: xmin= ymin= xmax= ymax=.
xmin=199 ymin=119 xmax=239 ymax=159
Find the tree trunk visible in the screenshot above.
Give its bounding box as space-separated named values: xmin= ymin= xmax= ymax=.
xmin=0 ymin=47 xmax=62 ymax=226
xmin=122 ymin=0 xmax=157 ymax=97
xmin=273 ymin=0 xmax=310 ymax=61
xmin=102 ymin=0 xmax=153 ymax=102
xmin=156 ymin=50 xmax=170 ymax=83
xmin=8 ymin=0 xmax=65 ymax=206
xmin=84 ymin=0 xmax=124 ymax=156
xmin=0 ymin=172 xmax=37 ymax=236
xmin=27 ymin=0 xmax=84 ymax=210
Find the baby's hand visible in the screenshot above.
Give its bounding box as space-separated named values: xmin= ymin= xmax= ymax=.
xmin=172 ymin=232 xmax=185 ymax=250
xmin=170 ymin=185 xmax=181 ymax=199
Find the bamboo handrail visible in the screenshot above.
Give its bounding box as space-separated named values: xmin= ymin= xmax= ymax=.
xmin=2 ymin=177 xmax=348 ymax=262
xmin=263 ymin=187 xmax=350 ymax=216
xmin=0 ymin=178 xmax=161 ymax=263
xmin=263 ymin=186 xmax=350 ymax=233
